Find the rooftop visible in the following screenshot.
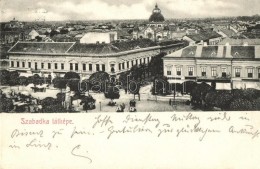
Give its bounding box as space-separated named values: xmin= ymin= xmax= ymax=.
xmin=164 ymin=45 xmax=260 ymax=59
xmin=185 ymin=31 xmax=222 ymax=42
xmin=219 ymin=38 xmax=260 ymax=45
xmin=8 ymin=42 xmax=75 ymax=54
xmin=8 ymin=39 xmax=158 ymax=56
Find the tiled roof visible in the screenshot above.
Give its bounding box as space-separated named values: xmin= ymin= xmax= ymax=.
xmin=181 ymin=46 xmax=197 ymax=57
xmin=8 ymin=39 xmax=158 ymax=55
xmin=68 ymin=43 xmax=120 ymax=54
xmin=201 ymin=46 xmax=218 ymax=58
xmin=219 ymin=29 xmax=236 ymax=37
xmin=231 ymin=46 xmax=255 ymax=58
xmin=185 ymin=31 xmax=222 ymax=42
xmin=219 ymin=38 xmax=260 ymax=45
xmin=112 ymin=39 xmax=157 ymax=51
xmin=165 ymin=45 xmax=259 ymax=59
xmin=8 ymin=42 xmax=75 ymax=53
xmin=158 ymin=40 xmax=183 ymax=46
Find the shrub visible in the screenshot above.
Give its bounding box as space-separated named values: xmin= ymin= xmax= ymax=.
xmin=215 ymin=91 xmax=233 ymax=110
xmin=0 ymin=98 xmax=14 ymax=112
xmin=230 ymin=98 xmax=254 ymax=111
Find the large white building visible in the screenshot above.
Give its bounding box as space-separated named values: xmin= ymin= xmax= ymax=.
xmin=8 ymin=39 xmax=161 ymax=79
xmin=80 ymin=31 xmax=118 ymax=44
xmin=163 ymin=44 xmax=260 ymax=90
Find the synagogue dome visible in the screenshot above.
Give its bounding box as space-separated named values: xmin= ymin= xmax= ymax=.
xmin=149 ymin=4 xmax=165 ymax=23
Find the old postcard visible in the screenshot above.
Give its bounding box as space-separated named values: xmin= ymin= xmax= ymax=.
xmin=0 ymin=0 xmax=260 ymax=168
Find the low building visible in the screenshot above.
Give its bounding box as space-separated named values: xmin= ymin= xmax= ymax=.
xmin=8 ymin=39 xmax=160 ymax=79
xmin=163 ymin=45 xmax=260 ymax=90
xmin=183 ymin=31 xmax=222 ymax=45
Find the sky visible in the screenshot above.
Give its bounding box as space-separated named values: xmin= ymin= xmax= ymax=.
xmin=0 ymin=0 xmax=259 ymax=21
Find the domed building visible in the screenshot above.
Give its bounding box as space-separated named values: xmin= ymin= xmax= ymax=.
xmin=133 ymin=4 xmax=170 ymax=41
xmin=149 ymin=3 xmax=165 ymax=25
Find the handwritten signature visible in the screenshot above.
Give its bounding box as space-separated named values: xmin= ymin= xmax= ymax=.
xmin=71 ymin=145 xmax=93 ymax=163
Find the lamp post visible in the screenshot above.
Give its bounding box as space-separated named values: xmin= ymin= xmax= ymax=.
xmin=99 ymin=101 xmax=101 ymax=111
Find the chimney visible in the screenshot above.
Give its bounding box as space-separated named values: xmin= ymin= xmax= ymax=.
xmin=243 ymin=42 xmax=248 ymax=46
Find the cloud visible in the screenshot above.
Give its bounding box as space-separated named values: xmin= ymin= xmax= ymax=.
xmin=0 ymin=0 xmax=259 ymax=21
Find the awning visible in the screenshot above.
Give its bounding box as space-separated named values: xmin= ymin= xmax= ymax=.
xmin=168 ymin=80 xmax=184 ymax=84
xmin=216 ymin=83 xmax=231 ymax=90
xmin=19 ymin=72 xmax=33 ymax=77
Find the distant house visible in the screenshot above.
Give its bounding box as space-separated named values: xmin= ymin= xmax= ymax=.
xmin=216 ymin=29 xmax=237 ymax=38
xmin=80 ymin=31 xmax=118 ymax=44
xmin=186 ymin=29 xmax=198 ymax=35
xmin=183 ymin=31 xmax=222 ymax=45
xmin=0 ymin=31 xmax=24 ymax=44
xmin=4 ymin=18 xmax=24 ymax=30
xmin=28 ymin=29 xmax=40 ymax=40
xmin=52 ymin=34 xmax=75 ymax=42
xmin=73 ymin=25 xmax=86 ymax=31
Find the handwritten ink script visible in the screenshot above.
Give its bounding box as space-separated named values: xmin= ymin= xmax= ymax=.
xmin=1 ymin=112 xmax=260 ymax=169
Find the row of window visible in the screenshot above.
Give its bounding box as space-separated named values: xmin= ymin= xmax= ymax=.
xmin=118 ymin=57 xmax=150 ymax=71
xmin=11 ymin=61 xmax=58 ymax=70
xmin=10 ymin=61 xmax=105 ymax=72
xmin=166 ymin=66 xmax=260 ymax=78
xmin=69 ymin=63 xmax=105 ymax=72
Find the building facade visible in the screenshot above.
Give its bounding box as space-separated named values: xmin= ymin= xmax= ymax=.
xmin=163 ymin=45 xmax=260 ymax=89
xmin=8 ymin=40 xmax=160 ymax=79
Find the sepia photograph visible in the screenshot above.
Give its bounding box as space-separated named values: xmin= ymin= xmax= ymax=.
xmin=0 ymin=0 xmax=260 ymax=113
xmin=0 ymin=0 xmax=260 ymax=168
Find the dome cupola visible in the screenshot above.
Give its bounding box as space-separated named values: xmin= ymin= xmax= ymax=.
xmin=149 ymin=3 xmax=165 ymax=22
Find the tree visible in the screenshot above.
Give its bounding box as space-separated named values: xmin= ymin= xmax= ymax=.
xmin=8 ymin=71 xmax=19 ymax=86
xmin=80 ymin=95 xmax=96 ymax=111
xmin=56 ymin=92 xmax=65 ymax=104
xmin=64 ymin=71 xmax=80 ymax=80
xmin=88 ymin=71 xmax=109 ymax=92
xmin=18 ymin=76 xmax=28 ymax=86
xmin=252 ymin=98 xmax=260 ymax=110
xmin=191 ymin=82 xmax=211 ymax=107
xmin=27 ymin=74 xmax=43 ymax=86
xmin=41 ymin=97 xmax=66 ymax=113
xmin=205 ymin=91 xmax=217 ymax=108
xmin=104 ymin=86 xmax=120 ymax=106
xmin=119 ymin=71 xmax=130 ymax=89
xmin=182 ymin=81 xmax=197 ymax=94
xmin=128 ymin=80 xmax=141 ymax=101
xmin=130 ymin=65 xmax=140 ymax=80
xmin=233 ymin=89 xmax=260 ymax=101
xmin=148 ymin=52 xmax=166 ymax=77
xmin=0 ymin=69 xmax=10 ymax=85
xmin=0 ymin=98 xmax=14 ymax=112
xmin=151 ymin=76 xmax=170 ymax=96
xmin=52 ymin=77 xmax=67 ymax=91
xmin=67 ymin=78 xmax=80 ymax=92
xmin=215 ymin=91 xmax=233 ymax=110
